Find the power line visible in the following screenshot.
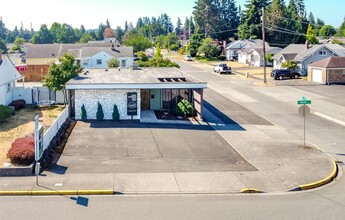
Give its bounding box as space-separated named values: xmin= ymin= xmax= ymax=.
xmin=269 ymin=14 xmax=311 ymax=25
xmin=266 ymin=24 xmax=307 ymax=36
xmin=265 ymin=26 xmax=307 ymax=37
xmin=191 ymin=28 xmax=239 ymax=36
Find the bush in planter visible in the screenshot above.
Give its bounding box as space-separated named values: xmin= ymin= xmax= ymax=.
xmin=7 ymin=137 xmax=35 ymax=166
xmin=112 ymin=104 xmax=120 ymax=121
xmin=81 ymin=104 xmax=87 ymax=120
xmin=0 ymin=105 xmax=13 ymax=122
xmin=8 ymin=99 xmax=26 ymax=110
xmin=177 ymin=99 xmax=194 ymax=117
xmin=96 ymin=102 xmax=104 ymax=120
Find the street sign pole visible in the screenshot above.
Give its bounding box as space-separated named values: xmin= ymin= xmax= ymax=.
xmin=297 ymin=96 xmax=311 ymax=148
xmin=34 ymin=114 xmax=39 ymax=185
xmin=303 ymin=105 xmax=306 ymax=147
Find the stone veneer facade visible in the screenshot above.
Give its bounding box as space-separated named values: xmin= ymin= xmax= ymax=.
xmin=75 ymin=89 xmax=141 ymax=120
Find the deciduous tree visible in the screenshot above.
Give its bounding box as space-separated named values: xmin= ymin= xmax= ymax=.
xmin=43 ymin=53 xmax=82 ymax=104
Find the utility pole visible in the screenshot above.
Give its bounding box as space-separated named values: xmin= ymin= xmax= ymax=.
xmin=261 ymin=7 xmax=267 ymax=84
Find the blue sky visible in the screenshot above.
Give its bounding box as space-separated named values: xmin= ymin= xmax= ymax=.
xmin=0 ymin=0 xmax=344 ymax=30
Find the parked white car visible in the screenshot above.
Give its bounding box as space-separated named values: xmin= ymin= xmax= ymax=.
xmin=184 ymin=55 xmax=193 ymax=61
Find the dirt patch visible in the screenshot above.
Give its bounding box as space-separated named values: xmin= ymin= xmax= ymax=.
xmin=0 ymin=105 xmax=65 ymax=166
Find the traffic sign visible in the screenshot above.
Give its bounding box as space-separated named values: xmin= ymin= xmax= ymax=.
xmin=299 ymin=105 xmax=310 ymax=117
xmin=297 ymin=96 xmax=311 ymax=105
xmin=298 ymin=100 xmax=311 ymax=105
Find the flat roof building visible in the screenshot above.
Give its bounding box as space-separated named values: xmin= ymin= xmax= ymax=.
xmin=66 ymin=67 xmax=207 ymax=121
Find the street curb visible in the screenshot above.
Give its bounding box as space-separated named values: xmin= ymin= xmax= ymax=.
xmin=241 ymin=188 xmax=262 ymax=193
xmin=0 ymin=189 xmax=114 ymax=196
xmin=289 ymin=160 xmax=338 ymax=191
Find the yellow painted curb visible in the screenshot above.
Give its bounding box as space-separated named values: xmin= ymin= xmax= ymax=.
xmin=0 ymin=190 xmax=31 ymax=196
xmin=241 ymin=188 xmax=261 ymax=193
xmin=78 ymin=190 xmax=114 ymax=195
xmin=0 ymin=190 xmax=114 ymax=196
xmin=299 ymin=160 xmax=338 ymax=191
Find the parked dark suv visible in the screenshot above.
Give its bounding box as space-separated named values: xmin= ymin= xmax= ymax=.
xmin=271 ymin=69 xmax=300 ymax=80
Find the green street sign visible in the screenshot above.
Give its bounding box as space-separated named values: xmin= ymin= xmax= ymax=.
xmin=298 ymin=100 xmax=311 ymax=105
xmin=298 ymin=96 xmax=311 ymax=105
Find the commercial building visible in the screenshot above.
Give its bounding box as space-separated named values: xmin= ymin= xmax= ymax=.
xmin=65 ymin=67 xmax=207 ymax=121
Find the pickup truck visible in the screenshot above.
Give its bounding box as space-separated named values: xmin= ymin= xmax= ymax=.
xmin=213 ymin=63 xmax=231 ymax=74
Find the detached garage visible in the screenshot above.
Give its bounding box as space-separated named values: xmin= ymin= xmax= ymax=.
xmin=65 ymin=67 xmax=207 ymax=121
xmin=308 ymin=57 xmax=345 ymax=84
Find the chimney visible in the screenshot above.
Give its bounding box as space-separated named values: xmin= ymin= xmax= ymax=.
xmin=305 ymin=40 xmax=310 ymax=50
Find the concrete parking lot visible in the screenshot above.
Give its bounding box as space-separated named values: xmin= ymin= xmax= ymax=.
xmin=49 ymin=121 xmax=256 ymax=174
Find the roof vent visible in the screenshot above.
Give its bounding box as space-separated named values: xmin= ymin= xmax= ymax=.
xmin=105 ymin=69 xmax=108 ymax=72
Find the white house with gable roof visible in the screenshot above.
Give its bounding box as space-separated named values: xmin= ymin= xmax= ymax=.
xmin=0 ymin=55 xmax=24 ymax=105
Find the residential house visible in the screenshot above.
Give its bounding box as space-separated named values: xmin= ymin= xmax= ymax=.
xmin=79 ymin=46 xmax=134 ymax=68
xmin=308 ymin=57 xmax=345 ymax=84
xmin=21 ymin=43 xmax=134 ymax=81
xmin=273 ymin=43 xmax=345 ymax=76
xmin=0 ymin=55 xmax=24 ymax=105
xmin=237 ymin=46 xmax=282 ymax=67
xmin=225 ymin=39 xmax=270 ymax=61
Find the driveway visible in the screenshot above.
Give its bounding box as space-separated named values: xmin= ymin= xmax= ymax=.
xmin=50 ymin=121 xmax=256 ymax=174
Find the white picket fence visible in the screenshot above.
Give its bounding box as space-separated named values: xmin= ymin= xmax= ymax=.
xmin=42 ymin=105 xmax=69 ymax=150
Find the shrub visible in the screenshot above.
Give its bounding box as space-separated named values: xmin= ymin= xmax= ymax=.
xmin=0 ymin=105 xmax=13 ymax=122
xmin=7 ymin=137 xmax=35 ymax=165
xmin=179 ymin=47 xmax=185 ymax=55
xmin=137 ymin=51 xmax=148 ymax=61
xmin=8 ymin=99 xmax=26 ymax=110
xmin=282 ymin=60 xmax=299 ymax=70
xmin=81 ymin=104 xmax=87 ymax=120
xmin=96 ymin=102 xmax=104 ymax=120
xmin=177 ymin=99 xmax=194 ymax=117
xmin=107 ymin=58 xmax=120 ymax=68
xmin=112 ymin=104 xmax=120 ymax=121
xmin=218 ymin=55 xmax=226 ymax=61
xmin=169 ymin=44 xmax=178 ymax=51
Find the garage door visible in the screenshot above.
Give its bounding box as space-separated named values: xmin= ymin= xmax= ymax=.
xmin=312 ymin=69 xmax=323 ymax=83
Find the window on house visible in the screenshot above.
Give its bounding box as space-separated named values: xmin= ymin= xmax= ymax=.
xmin=121 ymin=60 xmax=126 ymax=67
xmin=97 ymin=59 xmax=102 ymax=65
xmin=6 ymin=83 xmax=11 ymax=93
xmin=319 ymin=50 xmax=327 ymax=56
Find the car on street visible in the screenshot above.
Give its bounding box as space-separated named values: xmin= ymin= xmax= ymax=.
xmin=271 ymin=69 xmax=300 ymax=80
xmin=184 ymin=55 xmax=193 ymax=61
xmin=213 ymin=63 xmax=231 ymax=74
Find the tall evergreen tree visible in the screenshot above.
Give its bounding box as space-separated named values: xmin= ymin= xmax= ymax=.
xmin=136 ymin=17 xmax=144 ymax=29
xmin=213 ymin=0 xmax=239 ymax=40
xmin=0 ymin=19 xmax=7 ymax=40
xmin=286 ymin=0 xmax=306 ymax=43
xmin=193 ymin=0 xmax=218 ymax=36
xmin=265 ymin=0 xmax=287 ymax=44
xmin=308 ymin=12 xmax=315 ymax=25
xmin=175 ymin=17 xmax=182 ymax=36
xmin=30 ymin=24 xmax=54 ymax=44
xmin=238 ymin=0 xmax=269 ymax=39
